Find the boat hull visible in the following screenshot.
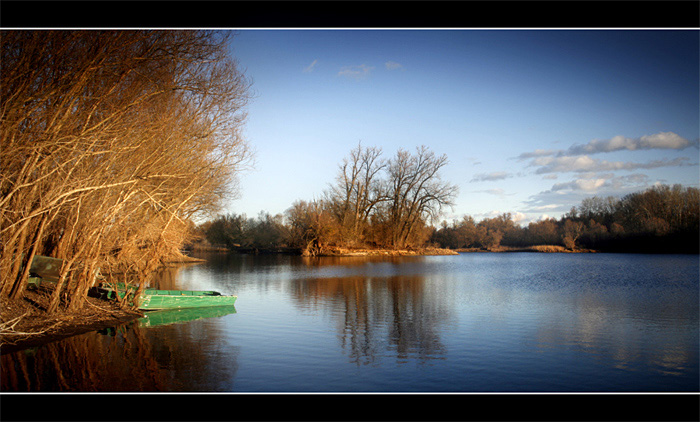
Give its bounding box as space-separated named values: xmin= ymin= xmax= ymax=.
xmin=139 ymin=291 xmax=237 ymax=311
xmin=95 ymin=284 xmax=237 ymax=311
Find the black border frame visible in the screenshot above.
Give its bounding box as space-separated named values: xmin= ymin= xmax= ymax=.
xmin=1 ymin=2 xmax=698 ymax=421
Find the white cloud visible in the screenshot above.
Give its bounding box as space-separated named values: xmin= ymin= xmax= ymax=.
xmin=465 ymin=156 xmax=482 ymax=166
xmin=473 ymin=188 xmax=513 ymax=197
xmin=551 ymin=178 xmax=607 ymax=192
xmin=530 ymin=204 xmax=560 ymax=211
xmin=565 ymin=132 xmax=697 ymax=155
xmin=338 ymin=64 xmax=374 ymax=80
xmin=385 ymin=61 xmax=404 ymax=71
xmin=531 ymin=155 xmax=692 ymax=174
xmin=511 ymin=212 xmax=527 ymax=224
xmin=531 ymin=155 xmax=596 ymax=173
xmin=604 ymin=173 xmax=651 ymax=189
xmin=522 ymin=173 xmax=657 ymax=219
xmin=470 ymin=171 xmax=512 ymax=182
xmin=548 ymin=173 xmax=652 ymax=194
xmin=504 ymin=131 xmax=697 ymax=222
xmin=515 ymin=149 xmax=557 ymax=160
xmin=516 ymin=132 xmax=698 ymax=162
xmin=303 ymin=59 xmax=318 ymax=73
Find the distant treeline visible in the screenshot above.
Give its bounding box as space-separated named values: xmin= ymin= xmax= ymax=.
xmin=431 ymin=184 xmax=699 ymax=253
xmin=197 ymin=146 xmax=699 ymax=254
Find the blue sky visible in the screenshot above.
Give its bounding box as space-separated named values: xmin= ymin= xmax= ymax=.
xmin=225 ymin=29 xmax=699 ymax=225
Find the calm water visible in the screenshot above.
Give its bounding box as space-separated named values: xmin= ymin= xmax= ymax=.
xmin=2 ymin=252 xmax=698 ymax=392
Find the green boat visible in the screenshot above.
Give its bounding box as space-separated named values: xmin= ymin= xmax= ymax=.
xmin=95 ymin=283 xmax=237 ymax=311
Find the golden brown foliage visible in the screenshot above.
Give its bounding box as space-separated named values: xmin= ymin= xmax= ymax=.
xmin=1 ymin=30 xmax=252 ymax=312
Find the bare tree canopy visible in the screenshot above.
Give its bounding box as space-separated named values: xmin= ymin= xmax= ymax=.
xmin=285 ymin=144 xmax=458 ymax=254
xmin=1 ymin=30 xmax=252 ymax=311
xmin=382 ymin=146 xmax=459 ymax=248
xmin=326 ymin=142 xmax=387 ymax=246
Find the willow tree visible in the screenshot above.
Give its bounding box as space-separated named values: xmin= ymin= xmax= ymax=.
xmin=0 ymin=30 xmax=252 ymax=312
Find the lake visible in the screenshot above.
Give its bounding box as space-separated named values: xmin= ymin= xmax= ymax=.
xmin=2 ymin=252 xmax=698 ymax=394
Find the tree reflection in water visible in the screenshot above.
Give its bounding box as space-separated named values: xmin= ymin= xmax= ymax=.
xmin=2 ymin=324 xmax=167 ymax=391
xmin=290 ymin=273 xmax=452 ymax=366
xmin=1 ymin=315 xmax=239 ymax=391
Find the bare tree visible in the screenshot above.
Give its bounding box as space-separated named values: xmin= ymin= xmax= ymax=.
xmin=382 ymin=146 xmax=458 ymax=249
xmin=285 ymin=199 xmax=338 ymax=256
xmin=327 ymin=142 xmax=387 ymax=245
xmin=562 ymin=220 xmax=584 ymax=250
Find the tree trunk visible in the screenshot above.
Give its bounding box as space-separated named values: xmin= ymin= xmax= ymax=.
xmin=10 ymin=213 xmax=49 ymax=300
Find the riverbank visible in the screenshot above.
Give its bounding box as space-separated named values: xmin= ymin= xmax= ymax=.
xmin=191 ymin=242 xmax=601 ymax=256
xmin=190 ymin=243 xmax=460 ymax=256
xmin=316 ymin=246 xmax=459 ymax=257
xmin=0 ymin=285 xmax=143 ymax=355
xmin=455 ymin=245 xmax=599 ymax=253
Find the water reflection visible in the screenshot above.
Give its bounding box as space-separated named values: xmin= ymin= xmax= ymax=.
xmin=1 ymin=309 xmax=239 ymax=391
xmin=138 ymin=306 xmax=236 ymax=327
xmin=533 ymin=290 xmax=699 ymax=378
xmin=290 ymin=274 xmax=451 ymax=365
xmin=152 ymin=263 xmax=204 ymax=290
xmin=2 ymin=253 xmax=698 ymax=392
xmin=2 ymin=324 xmax=169 ymax=391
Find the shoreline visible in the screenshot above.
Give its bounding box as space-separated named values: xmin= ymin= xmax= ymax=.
xmin=314 ymin=246 xmax=459 ymax=257
xmin=193 ymin=244 xmax=598 ymax=255
xmin=1 ymin=287 xmax=143 ymax=355
xmin=455 ymin=245 xmax=598 ymax=253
